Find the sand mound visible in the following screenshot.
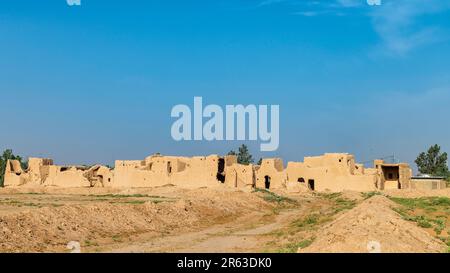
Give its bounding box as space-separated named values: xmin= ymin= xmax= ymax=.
xmin=299 ymin=195 xmax=446 ymax=253
xmin=0 ymin=189 xmax=270 ymax=253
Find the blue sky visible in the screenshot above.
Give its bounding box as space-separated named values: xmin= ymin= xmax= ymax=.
xmin=1 ymin=0 xmax=449 ymax=172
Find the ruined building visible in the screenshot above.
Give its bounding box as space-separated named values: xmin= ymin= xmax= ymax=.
xmin=3 ymin=153 xmax=417 ymax=192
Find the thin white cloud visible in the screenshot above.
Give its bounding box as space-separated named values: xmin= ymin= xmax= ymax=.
xmin=293 ymin=10 xmax=320 ymax=16
xmin=369 ymin=0 xmax=450 ymax=55
xmin=257 ymin=0 xmax=450 ymax=55
xmin=336 ymin=0 xmax=362 ymax=8
xmin=258 ymin=0 xmax=286 ymax=7
xmin=292 ymin=9 xmax=345 ymax=17
xmin=258 ymin=0 xmax=363 ymax=16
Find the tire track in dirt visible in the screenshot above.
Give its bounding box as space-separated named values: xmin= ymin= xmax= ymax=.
xmin=105 ymin=208 xmax=306 ymax=253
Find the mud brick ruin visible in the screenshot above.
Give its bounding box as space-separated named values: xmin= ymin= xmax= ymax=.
xmin=6 ymin=152 xmax=442 ymax=192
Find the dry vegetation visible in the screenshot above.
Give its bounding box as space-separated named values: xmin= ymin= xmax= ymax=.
xmin=389 ymin=196 xmax=450 ymax=252
xmin=1 ymin=187 xmax=450 ymax=253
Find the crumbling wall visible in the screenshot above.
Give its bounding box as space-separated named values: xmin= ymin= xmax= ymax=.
xmin=113 ymin=160 xmax=145 ymax=187
xmin=285 ymin=154 xmax=378 ymax=192
xmin=2 ymin=153 xmax=413 ymax=192
xmin=255 ymin=158 xmax=287 ymax=190
xmin=374 ymin=160 xmax=413 ymax=190
xmin=3 ymin=160 xmax=26 ymax=187
xmin=28 ymin=158 xmax=54 ymax=186
xmin=113 ymin=155 xmax=228 ymax=188
xmin=43 ymin=166 xmax=91 ymax=188
xmin=285 ymin=162 xmax=322 ymax=192
xmin=4 ymin=158 xmax=110 ymax=188
xmin=399 ymin=164 xmax=412 ymax=189
xmin=354 ymin=164 xmax=365 ymax=175
xmin=304 ymin=154 xmax=356 ymax=176
xmin=224 ymin=163 xmax=255 ymax=189
xmin=84 ymin=165 xmax=114 ymax=187
xmin=171 ymin=155 xmax=222 ymax=188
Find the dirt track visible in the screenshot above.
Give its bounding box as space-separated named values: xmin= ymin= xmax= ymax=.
xmin=106 ymin=208 xmax=302 ymax=253
xmin=1 ymin=187 xmax=449 ymax=253
xmin=0 ymin=187 xmax=328 ymax=253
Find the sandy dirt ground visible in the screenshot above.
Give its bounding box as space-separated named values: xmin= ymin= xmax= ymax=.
xmin=299 ymin=195 xmax=445 ymax=253
xmin=0 ymin=186 xmax=449 ymax=253
xmin=384 ymin=188 xmax=450 ymax=198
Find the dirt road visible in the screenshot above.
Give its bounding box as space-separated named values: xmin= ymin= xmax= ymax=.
xmin=0 ymin=187 xmax=322 ymax=253
xmin=105 ymin=208 xmax=303 ymax=253
xmin=2 ymin=187 xmax=448 ymax=253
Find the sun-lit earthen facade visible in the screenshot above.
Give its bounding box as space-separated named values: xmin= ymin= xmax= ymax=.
xmin=3 ymin=153 xmax=416 ymax=192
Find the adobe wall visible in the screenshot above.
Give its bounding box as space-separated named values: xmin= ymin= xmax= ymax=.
xmin=42 ymin=166 xmax=91 ymax=188
xmin=4 ymin=160 xmax=26 ymax=187
xmin=399 ymin=164 xmax=412 ymax=189
xmin=411 ymin=179 xmax=447 ymax=190
xmin=84 ymin=165 xmax=114 ymax=187
xmin=375 ymin=160 xmax=413 ymax=190
xmin=114 ymin=154 xmax=235 ymax=188
xmin=324 ymin=175 xmax=377 ymax=192
xmin=224 ymin=163 xmax=255 ymax=189
xmin=255 ymin=158 xmax=287 ymax=190
xmin=304 ymin=154 xmax=357 ymax=175
xmin=3 ymin=158 xmax=111 ymax=188
xmin=3 ymin=153 xmax=415 ymax=193
xmin=285 ymin=154 xmax=377 ymax=192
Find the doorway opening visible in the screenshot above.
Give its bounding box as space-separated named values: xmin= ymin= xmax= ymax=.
xmin=264 ymin=176 xmax=271 ymax=190
xmin=308 ymin=179 xmax=315 ymax=191
xmin=216 ymin=158 xmax=226 ymax=183
xmin=381 ymin=166 xmax=400 ymax=190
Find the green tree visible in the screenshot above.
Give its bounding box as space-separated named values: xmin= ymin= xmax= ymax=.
xmin=0 ymin=149 xmax=27 ymax=187
xmin=415 ymin=144 xmax=449 ymax=178
xmin=238 ymin=144 xmax=254 ymax=165
xmin=257 ymin=158 xmax=263 ymax=166
xmin=228 ymin=145 xmax=254 ymax=165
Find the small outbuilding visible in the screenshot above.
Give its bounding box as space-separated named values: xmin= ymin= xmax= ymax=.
xmin=410 ymin=175 xmax=447 ymax=190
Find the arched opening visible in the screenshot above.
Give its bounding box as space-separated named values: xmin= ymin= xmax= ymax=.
xmin=167 ymin=162 xmax=172 ymax=174
xmin=308 ymin=179 xmax=315 ymax=191
xmin=216 ymin=158 xmax=226 ymax=183
xmin=264 ymin=175 xmax=271 ymax=189
xmin=298 ymin=178 xmax=305 ymax=183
